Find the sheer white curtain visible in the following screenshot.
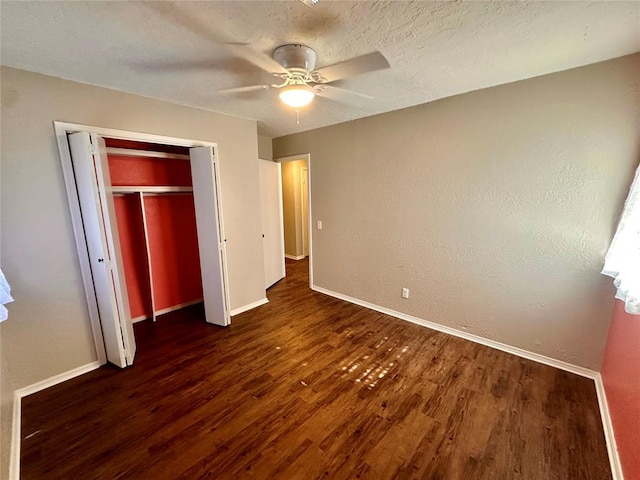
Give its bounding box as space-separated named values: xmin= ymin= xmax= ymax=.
xmin=602 ymin=165 xmax=640 ymax=314
xmin=0 ymin=268 xmax=13 ymax=322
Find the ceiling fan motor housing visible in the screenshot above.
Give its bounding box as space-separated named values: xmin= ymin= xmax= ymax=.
xmin=274 ymin=44 xmax=317 ymax=72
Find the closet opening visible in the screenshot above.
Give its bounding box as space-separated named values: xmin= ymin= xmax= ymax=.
xmin=106 ymin=138 xmax=204 ymax=325
xmin=55 ymin=122 xmax=230 ymax=369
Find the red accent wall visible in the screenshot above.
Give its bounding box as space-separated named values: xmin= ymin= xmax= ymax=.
xmin=108 ymin=156 xmax=192 ymax=187
xmin=601 ymin=300 xmax=640 ymax=479
xmin=113 ymin=195 xmax=152 ymax=320
xmin=144 ymin=195 xmax=202 ymax=311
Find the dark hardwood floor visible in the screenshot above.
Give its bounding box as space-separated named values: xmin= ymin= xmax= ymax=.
xmin=21 ymin=258 xmax=611 ymax=479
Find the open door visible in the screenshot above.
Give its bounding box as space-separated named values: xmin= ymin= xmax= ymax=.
xmin=68 ymin=132 xmax=136 ymax=367
xmin=259 ymin=159 xmax=286 ymax=288
xmin=190 ymin=147 xmax=231 ymax=326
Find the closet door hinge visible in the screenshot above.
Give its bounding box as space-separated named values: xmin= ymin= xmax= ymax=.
xmin=88 ymin=138 xmax=97 ymax=156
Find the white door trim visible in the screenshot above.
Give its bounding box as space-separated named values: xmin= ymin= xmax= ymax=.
xmin=54 ymin=121 xmax=222 ymax=367
xmin=275 ymin=153 xmax=313 ymax=288
xmin=300 ymin=166 xmax=309 ymax=257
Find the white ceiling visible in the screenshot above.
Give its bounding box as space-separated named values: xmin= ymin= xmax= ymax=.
xmin=1 ymin=1 xmax=639 ymax=138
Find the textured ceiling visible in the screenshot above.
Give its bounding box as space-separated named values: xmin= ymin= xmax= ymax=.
xmin=1 ymin=1 xmax=639 ymax=138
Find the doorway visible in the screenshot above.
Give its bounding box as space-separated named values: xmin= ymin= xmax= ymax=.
xmin=275 ymin=154 xmax=312 ymax=287
xmin=55 ymin=122 xmax=230 ymax=368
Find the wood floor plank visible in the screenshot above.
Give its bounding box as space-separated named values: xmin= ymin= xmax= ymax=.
xmin=20 ymin=258 xmax=611 ymax=479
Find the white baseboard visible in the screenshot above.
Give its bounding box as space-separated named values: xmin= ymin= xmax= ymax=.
xmin=14 ymin=361 xmax=102 ymax=398
xmin=154 ymin=298 xmax=203 ymax=317
xmin=285 ymin=254 xmax=306 ymax=261
xmin=10 ymin=360 xmax=102 ymax=480
xmin=131 ymin=314 xmax=148 ymax=324
xmin=231 ymin=297 xmax=269 ymax=316
xmin=311 ymin=285 xmax=598 ymax=380
xmin=594 ymin=374 xmax=624 ymax=480
xmin=131 ymin=299 xmax=205 ymax=323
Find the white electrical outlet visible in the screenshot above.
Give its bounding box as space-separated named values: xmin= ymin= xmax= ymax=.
xmin=402 ymin=288 xmax=410 ymax=299
xmin=317 ymin=220 xmax=323 ymax=230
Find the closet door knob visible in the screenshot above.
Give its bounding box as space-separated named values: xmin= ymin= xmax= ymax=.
xmin=97 ymin=258 xmax=104 ymax=263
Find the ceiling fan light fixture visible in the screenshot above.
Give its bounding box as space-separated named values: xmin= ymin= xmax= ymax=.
xmin=279 ymin=84 xmax=315 ymax=108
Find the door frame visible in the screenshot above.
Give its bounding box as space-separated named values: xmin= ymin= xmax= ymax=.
xmin=274 ymin=153 xmax=313 ymax=289
xmin=54 ymin=121 xmax=227 ymax=366
xmin=300 ymin=166 xmax=309 ymax=257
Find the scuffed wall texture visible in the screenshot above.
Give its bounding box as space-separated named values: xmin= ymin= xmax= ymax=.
xmin=274 ymin=53 xmax=640 ymax=370
xmin=602 ymin=300 xmax=640 ymax=479
xmin=0 ymin=66 xmax=265 ymax=479
xmin=281 ymin=160 xmax=307 ymax=258
xmin=258 ymin=135 xmax=273 ymax=160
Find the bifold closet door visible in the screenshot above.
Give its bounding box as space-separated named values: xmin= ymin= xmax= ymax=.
xmin=68 ymin=132 xmax=136 ymax=367
xmin=190 ymin=147 xmax=230 ymax=326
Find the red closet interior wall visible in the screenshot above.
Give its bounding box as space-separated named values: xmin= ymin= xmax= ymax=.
xmin=108 ymin=155 xmax=192 ymax=187
xmin=106 ymin=138 xmax=203 ymax=321
xmin=144 ymin=195 xmax=203 ymax=311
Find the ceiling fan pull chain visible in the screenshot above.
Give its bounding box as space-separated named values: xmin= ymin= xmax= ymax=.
xmin=296 ymin=109 xmax=300 ymax=125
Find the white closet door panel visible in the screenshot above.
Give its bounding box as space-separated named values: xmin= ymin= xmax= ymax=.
xmin=189 ymin=146 xmax=230 ymax=326
xmin=68 ymin=132 xmax=134 ymax=367
xmin=94 ymin=135 xmax=136 ymax=364
xmin=259 ymin=160 xmax=285 ymax=288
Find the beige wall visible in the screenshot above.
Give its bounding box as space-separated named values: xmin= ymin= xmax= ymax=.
xmin=0 ymin=66 xmax=266 ymax=478
xmin=274 ymin=53 xmax=640 ymax=371
xmin=281 ymin=159 xmax=307 ymax=257
xmin=258 ymin=135 xmax=273 ymax=160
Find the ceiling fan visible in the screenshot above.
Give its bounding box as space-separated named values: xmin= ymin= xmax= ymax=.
xmin=218 ymin=44 xmax=390 ymax=108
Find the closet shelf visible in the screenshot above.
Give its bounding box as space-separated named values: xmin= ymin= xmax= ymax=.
xmin=106 ymin=147 xmax=189 ymax=161
xmin=111 ymin=186 xmax=193 ymax=193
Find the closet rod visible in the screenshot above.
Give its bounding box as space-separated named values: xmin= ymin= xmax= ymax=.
xmin=112 ymin=186 xmax=193 ymax=194
xmin=106 ymin=147 xmax=190 ymax=161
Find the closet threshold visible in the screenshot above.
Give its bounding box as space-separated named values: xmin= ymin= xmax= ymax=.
xmin=111 ymin=186 xmax=194 ymax=194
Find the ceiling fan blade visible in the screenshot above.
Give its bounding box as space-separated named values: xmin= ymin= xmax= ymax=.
xmin=217 ymin=85 xmax=271 ymax=94
xmin=312 ymin=51 xmax=390 ymax=83
xmin=139 ymin=4 xmax=289 ymax=75
xmin=316 ymin=85 xmax=374 ymax=104
xmin=227 ymin=43 xmax=290 ymax=75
